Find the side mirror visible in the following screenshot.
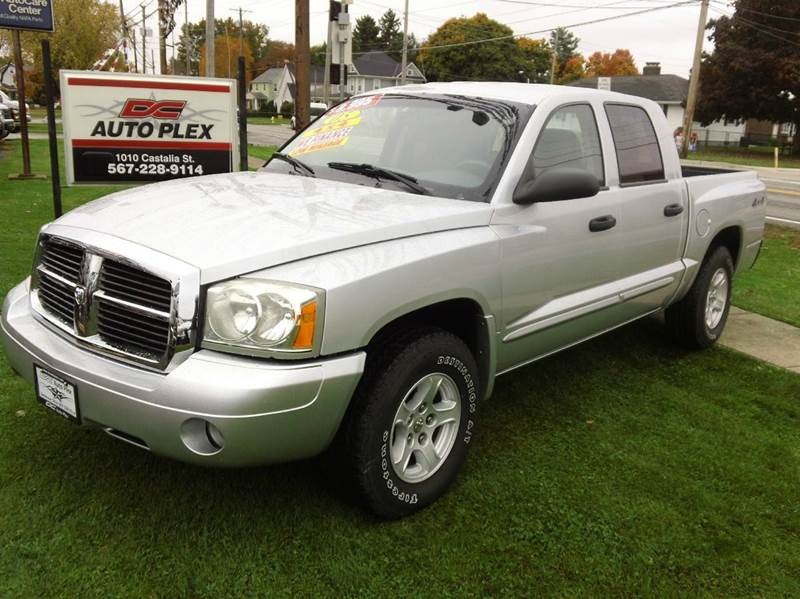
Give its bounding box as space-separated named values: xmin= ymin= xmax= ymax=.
xmin=513 ymin=168 xmax=600 ymax=205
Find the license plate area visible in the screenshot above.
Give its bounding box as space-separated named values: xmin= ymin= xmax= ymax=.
xmin=34 ymin=365 xmax=81 ymax=424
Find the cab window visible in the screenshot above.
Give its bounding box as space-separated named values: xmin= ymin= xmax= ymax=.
xmin=604 ymin=104 xmax=665 ymax=184
xmin=532 ymin=104 xmax=604 ymax=185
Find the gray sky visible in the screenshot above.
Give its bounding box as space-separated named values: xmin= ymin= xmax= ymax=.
xmin=137 ymin=0 xmax=722 ymax=78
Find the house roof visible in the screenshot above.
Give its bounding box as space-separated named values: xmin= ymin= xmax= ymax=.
xmin=569 ymin=74 xmax=688 ymax=103
xmin=251 ymin=66 xmax=284 ymax=84
xmin=353 ymin=51 xmax=402 ymax=78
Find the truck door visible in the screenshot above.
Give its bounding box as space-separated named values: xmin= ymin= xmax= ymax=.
xmin=598 ymin=103 xmax=687 ymax=315
xmin=491 ymin=102 xmax=630 ymax=374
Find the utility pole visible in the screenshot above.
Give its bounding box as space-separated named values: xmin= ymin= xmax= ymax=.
xmin=323 ymin=3 xmax=333 ymax=106
xmin=158 ymin=0 xmax=168 ymax=74
xmin=229 ymin=7 xmax=251 ymax=57
xmin=141 ymin=4 xmax=147 ymax=74
xmin=224 ymin=23 xmax=231 ymax=78
xmin=132 ymin=28 xmax=139 ymax=72
xmin=119 ymin=0 xmax=131 ymax=72
xmin=296 ymin=0 xmax=310 ymax=129
xmin=681 ymin=0 xmax=709 ymax=158
xmin=206 ymin=0 xmax=215 ymax=77
xmin=400 ymin=0 xmax=409 ymax=85
xmin=339 ymin=2 xmax=348 ymax=102
xmin=549 ymin=28 xmax=558 ymax=85
xmin=184 ymin=0 xmax=190 ymax=75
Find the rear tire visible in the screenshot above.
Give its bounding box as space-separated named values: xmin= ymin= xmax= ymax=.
xmin=343 ymin=328 xmax=480 ymax=519
xmin=666 ymin=245 xmax=734 ymax=349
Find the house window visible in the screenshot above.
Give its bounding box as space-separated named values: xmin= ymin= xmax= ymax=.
xmin=373 ymin=78 xmax=381 ymax=90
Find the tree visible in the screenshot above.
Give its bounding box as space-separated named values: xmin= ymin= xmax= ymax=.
xmin=378 ymin=9 xmax=404 ymax=57
xmin=549 ymin=27 xmax=580 ymax=82
xmin=558 ymin=55 xmax=586 ymax=84
xmin=585 ymin=49 xmax=638 ymax=77
xmin=257 ymin=40 xmax=295 ymax=71
xmin=0 ymin=0 xmax=119 ymax=102
xmin=199 ymin=35 xmax=254 ymax=82
xmin=419 ymin=13 xmax=525 ymax=82
xmin=695 ymin=0 xmax=800 ymax=149
xmin=353 ymin=15 xmax=380 ymax=54
xmin=177 ymin=17 xmax=267 ymax=77
xmin=516 ymin=37 xmax=551 ymax=83
xmin=310 ymin=43 xmax=326 ymax=66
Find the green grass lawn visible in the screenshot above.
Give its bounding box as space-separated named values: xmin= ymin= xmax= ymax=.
xmin=735 ymin=225 xmax=800 ymax=327
xmin=248 ymin=144 xmax=277 ymax=163
xmin=247 ymin=115 xmax=291 ymax=126
xmin=686 ymin=146 xmax=800 ymax=169
xmin=1 ymin=139 xmax=799 ymax=595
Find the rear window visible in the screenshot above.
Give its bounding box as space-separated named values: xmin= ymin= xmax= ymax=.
xmin=605 ymin=104 xmax=664 ymax=184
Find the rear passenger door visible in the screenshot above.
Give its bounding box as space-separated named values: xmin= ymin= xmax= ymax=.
xmin=598 ymin=103 xmax=687 ymax=316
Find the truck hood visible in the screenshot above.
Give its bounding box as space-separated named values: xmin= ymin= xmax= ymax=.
xmin=55 ymin=171 xmax=494 ymax=283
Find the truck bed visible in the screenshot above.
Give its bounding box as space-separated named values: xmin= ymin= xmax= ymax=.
xmin=681 ymin=165 xmax=739 ymax=178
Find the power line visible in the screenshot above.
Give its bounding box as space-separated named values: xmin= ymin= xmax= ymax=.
xmin=409 ymin=0 xmax=697 ymax=53
xmin=708 ymin=5 xmax=800 ymax=47
xmin=710 ymin=0 xmax=800 ymax=24
xmin=494 ymin=0 xmax=697 ymax=9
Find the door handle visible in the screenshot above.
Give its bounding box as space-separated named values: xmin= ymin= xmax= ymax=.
xmin=664 ymin=203 xmax=684 ymax=217
xmin=589 ymin=214 xmax=617 ymax=232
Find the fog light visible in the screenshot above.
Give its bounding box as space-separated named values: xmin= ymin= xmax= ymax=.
xmin=180 ymin=418 xmax=225 ymax=456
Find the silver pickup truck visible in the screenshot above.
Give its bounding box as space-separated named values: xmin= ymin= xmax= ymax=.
xmin=1 ymin=83 xmax=766 ymax=518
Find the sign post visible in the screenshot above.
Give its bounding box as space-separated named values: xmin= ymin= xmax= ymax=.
xmin=1 ymin=0 xmax=54 ymax=181
xmin=60 ymin=71 xmax=240 ymax=185
xmin=41 ymin=39 xmax=62 ymax=217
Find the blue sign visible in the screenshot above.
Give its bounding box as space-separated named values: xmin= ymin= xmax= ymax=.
xmin=0 ymin=0 xmax=54 ymax=32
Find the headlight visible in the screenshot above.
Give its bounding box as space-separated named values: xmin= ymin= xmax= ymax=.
xmin=201 ymin=279 xmax=323 ymax=357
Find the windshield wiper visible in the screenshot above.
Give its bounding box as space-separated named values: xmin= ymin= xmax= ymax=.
xmin=327 ymin=162 xmax=429 ymax=195
xmin=270 ymin=152 xmax=315 ymax=177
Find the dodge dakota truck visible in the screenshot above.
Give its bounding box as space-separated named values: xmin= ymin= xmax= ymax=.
xmin=1 ymin=83 xmax=766 ymax=518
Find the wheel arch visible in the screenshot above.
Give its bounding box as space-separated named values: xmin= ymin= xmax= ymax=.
xmin=707 ymin=225 xmax=742 ymax=270
xmin=364 ymin=297 xmax=496 ymax=401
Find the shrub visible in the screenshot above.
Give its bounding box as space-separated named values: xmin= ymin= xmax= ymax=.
xmin=280 ymin=101 xmax=294 ymax=118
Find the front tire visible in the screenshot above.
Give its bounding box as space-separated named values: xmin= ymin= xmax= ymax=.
xmin=666 ymin=245 xmax=734 ymax=349
xmin=345 ymin=328 xmax=480 ymax=519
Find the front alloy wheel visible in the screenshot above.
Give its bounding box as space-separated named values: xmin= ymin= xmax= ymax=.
xmin=390 ymin=373 xmax=461 ymax=484
xmin=343 ymin=328 xmax=480 ymax=519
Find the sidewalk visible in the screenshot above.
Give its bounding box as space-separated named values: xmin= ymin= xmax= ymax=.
xmin=721 ymin=307 xmax=800 ymax=374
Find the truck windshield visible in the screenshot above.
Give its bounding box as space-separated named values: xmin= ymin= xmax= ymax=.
xmin=264 ymin=93 xmax=532 ymax=202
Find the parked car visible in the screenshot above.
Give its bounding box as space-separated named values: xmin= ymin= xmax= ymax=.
xmin=291 ymin=102 xmax=328 ymax=130
xmin=0 ymin=102 xmax=11 ymax=139
xmin=0 ymin=89 xmax=32 ymax=132
xmin=1 ymin=83 xmax=766 ymax=518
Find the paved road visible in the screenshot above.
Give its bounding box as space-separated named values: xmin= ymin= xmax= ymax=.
xmin=246 ymin=124 xmax=293 ymax=148
xmin=762 ymin=176 xmax=800 ymax=230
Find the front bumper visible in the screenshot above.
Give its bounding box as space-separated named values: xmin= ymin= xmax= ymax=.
xmin=1 ymin=280 xmax=365 ymax=467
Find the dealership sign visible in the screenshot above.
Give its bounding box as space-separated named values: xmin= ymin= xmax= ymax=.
xmin=60 ymin=71 xmax=239 ymax=185
xmin=0 ymin=0 xmax=54 ymax=32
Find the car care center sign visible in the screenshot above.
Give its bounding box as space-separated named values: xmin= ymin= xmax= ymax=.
xmin=60 ymin=71 xmax=238 ymax=185
xmin=0 ymin=0 xmax=54 ymax=32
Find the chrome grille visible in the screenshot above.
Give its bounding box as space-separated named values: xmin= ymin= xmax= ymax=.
xmin=37 ymin=272 xmax=76 ymax=323
xmin=96 ymin=300 xmax=171 ymax=356
xmin=96 ymin=258 xmax=172 ymax=357
xmin=41 ymin=240 xmax=83 ymax=281
xmin=30 ymin=235 xmax=192 ymax=371
xmin=99 ymin=260 xmax=173 ymax=312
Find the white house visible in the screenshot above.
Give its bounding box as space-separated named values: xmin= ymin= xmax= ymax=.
xmin=570 ymin=63 xmax=756 ymax=147
xmin=249 ymin=51 xmax=426 ymax=111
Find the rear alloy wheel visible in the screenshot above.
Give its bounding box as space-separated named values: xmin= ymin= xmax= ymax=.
xmin=666 ymin=245 xmax=734 ymax=349
xmin=344 ymin=328 xmax=479 ymax=519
